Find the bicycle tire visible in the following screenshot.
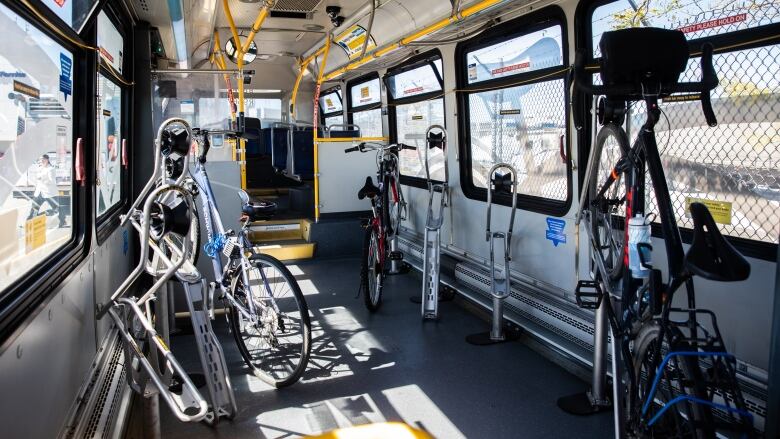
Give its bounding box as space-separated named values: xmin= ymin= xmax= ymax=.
xmin=590 ymin=123 xmax=630 ymax=281
xmin=632 ymin=323 xmax=714 ymax=438
xmin=228 ymin=253 xmax=311 ymax=388
xmin=361 ymin=225 xmax=384 ymax=312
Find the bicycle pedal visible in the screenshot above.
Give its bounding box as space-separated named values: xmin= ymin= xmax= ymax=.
xmin=575 ymin=280 xmax=603 ymax=309
xmin=389 ymin=251 xmax=404 ymax=261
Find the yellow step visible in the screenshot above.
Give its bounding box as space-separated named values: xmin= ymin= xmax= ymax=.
xmin=254 ymin=242 xmax=315 ymax=261
xmin=248 ymin=218 xmax=311 ymax=243
xmin=248 ymin=188 xmax=289 ymax=197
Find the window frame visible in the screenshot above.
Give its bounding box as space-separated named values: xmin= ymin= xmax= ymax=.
xmin=576 ymin=0 xmax=780 ymax=260
xmin=319 ymin=85 xmax=343 ymax=128
xmin=0 ymin=0 xmax=93 ymax=345
xmin=37 ymin=0 xmax=105 ymax=36
xmin=385 ymin=49 xmax=446 ymax=189
xmin=346 ymin=72 xmax=384 ymax=136
xmin=94 ymin=3 xmax=132 ymax=243
xmin=455 ymin=6 xmax=572 ymax=216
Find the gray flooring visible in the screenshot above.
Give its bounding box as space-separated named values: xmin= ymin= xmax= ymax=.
xmin=160 ymin=257 xmax=612 ymax=438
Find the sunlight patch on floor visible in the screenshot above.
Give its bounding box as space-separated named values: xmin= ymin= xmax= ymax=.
xmin=383 ymin=385 xmax=467 ymax=439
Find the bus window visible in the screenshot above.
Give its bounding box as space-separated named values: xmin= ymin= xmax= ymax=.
xmin=319 ymin=87 xmax=343 ymax=129
xmin=96 ymin=11 xmax=126 ymax=218
xmin=40 ymin=0 xmax=99 ymax=33
xmin=0 ymin=3 xmax=75 ymax=292
xmin=386 ymin=51 xmax=445 ymax=181
xmin=589 ymin=1 xmax=780 ymax=245
xmin=348 ymin=75 xmax=383 ymax=137
xmin=457 ymin=9 xmax=570 ymax=212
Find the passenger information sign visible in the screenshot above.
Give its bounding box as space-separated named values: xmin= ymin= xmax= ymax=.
xmin=335 ymin=25 xmax=376 ymax=60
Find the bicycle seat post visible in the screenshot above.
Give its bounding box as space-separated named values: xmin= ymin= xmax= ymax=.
xmin=466 ymin=163 xmax=521 ymax=345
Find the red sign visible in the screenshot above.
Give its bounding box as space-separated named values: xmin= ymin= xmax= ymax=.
xmin=54 ymin=0 xmax=66 ymax=6
xmin=491 ymin=61 xmax=531 ymax=76
xmin=99 ymin=47 xmax=114 ymax=63
xmin=678 ymin=13 xmax=747 ymax=33
xmin=404 ymin=86 xmax=424 ymax=95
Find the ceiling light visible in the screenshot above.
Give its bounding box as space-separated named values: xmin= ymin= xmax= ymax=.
xmin=304 ymin=24 xmax=324 ymax=31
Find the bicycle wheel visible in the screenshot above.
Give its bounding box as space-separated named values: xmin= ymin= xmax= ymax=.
xmin=590 ymin=123 xmax=629 ymax=281
xmin=631 ymin=323 xmax=714 ymax=438
xmin=228 ymin=253 xmax=311 ymax=388
xmin=361 ymin=225 xmax=384 ymax=312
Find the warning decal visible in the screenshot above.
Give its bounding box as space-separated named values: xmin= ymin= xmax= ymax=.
xmin=491 ymin=61 xmax=531 ymax=76
xmin=678 ymin=13 xmax=747 ymax=33
xmin=685 ymin=197 xmax=733 ymax=225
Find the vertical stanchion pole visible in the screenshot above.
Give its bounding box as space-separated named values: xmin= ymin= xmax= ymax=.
xmin=313 ymin=36 xmax=331 ymax=223
xmin=592 ymin=295 xmax=609 ymax=404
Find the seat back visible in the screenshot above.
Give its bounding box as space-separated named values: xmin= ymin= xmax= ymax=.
xmin=271 ymin=127 xmax=290 ymax=171
xmin=292 ymin=127 xmax=316 ymax=180
xmin=243 ymin=118 xmax=266 ymax=157
xmin=684 ymin=202 xmax=751 ymax=282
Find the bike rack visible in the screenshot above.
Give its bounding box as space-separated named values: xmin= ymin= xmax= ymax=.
xmin=420 ymin=125 xmax=449 ymax=320
xmin=557 ymin=97 xmax=613 ymax=415
xmin=98 ymin=118 xmax=237 ymax=425
xmin=465 ymin=164 xmax=521 ymax=344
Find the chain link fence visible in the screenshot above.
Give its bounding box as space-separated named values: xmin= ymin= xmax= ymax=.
xmin=467 ymin=78 xmax=568 ymax=200
xmin=611 ymin=44 xmax=780 ymax=243
xmin=396 ymin=98 xmax=446 ymax=180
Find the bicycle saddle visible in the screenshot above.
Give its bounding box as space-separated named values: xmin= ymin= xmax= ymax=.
xmin=238 ymin=190 xmax=277 ymax=221
xmin=358 ymin=177 xmax=380 ymax=200
xmin=491 ymin=171 xmax=514 ymax=195
xmin=684 ymin=202 xmax=750 ymax=282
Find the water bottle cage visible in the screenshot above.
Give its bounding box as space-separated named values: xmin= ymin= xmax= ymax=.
xmin=636 ymin=242 xmax=653 ymax=270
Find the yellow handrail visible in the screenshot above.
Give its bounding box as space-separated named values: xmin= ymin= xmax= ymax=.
xmin=319 ymin=0 xmax=504 ymax=81
xmin=313 ymin=36 xmax=332 ymax=222
xmin=290 ymin=57 xmax=312 ymax=120
xmin=315 ymin=137 xmax=388 ymax=142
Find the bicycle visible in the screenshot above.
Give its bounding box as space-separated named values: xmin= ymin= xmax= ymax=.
xmin=162 ymin=124 xmax=312 ymax=388
xmin=346 ymin=141 xmax=416 ymax=311
xmin=572 ymin=28 xmax=754 ymax=437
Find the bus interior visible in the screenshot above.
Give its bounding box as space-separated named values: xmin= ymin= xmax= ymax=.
xmin=0 ymin=0 xmax=778 ymax=438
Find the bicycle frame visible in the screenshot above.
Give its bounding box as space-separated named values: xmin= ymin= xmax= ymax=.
xmin=188 ymin=146 xmax=281 ymax=324
xmin=584 ymin=97 xmax=754 ymax=435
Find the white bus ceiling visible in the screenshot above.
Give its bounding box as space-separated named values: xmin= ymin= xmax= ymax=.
xmin=0 ymin=0 xmax=778 ymax=438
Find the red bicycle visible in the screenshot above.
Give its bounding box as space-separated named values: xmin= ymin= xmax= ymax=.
xmin=346 ymin=142 xmax=415 ymax=311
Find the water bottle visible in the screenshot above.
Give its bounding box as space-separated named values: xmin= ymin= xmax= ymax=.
xmin=628 ymin=214 xmax=652 ymax=278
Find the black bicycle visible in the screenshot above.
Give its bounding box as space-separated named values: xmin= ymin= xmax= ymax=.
xmin=573 ymin=28 xmax=753 ymax=438
xmin=346 ymin=142 xmax=415 ymax=311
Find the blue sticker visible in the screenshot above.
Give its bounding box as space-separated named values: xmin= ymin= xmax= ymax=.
xmin=546 ymin=217 xmax=567 ymax=247
xmin=59 ymin=53 xmax=72 ymax=101
xmin=123 ymin=229 xmax=129 ymax=255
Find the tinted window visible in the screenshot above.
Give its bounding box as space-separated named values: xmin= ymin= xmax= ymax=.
xmin=387 ymin=64 xmax=441 ymax=99
xmin=466 ymin=25 xmax=563 ymax=84
xmin=350 ymin=77 xmax=382 ymax=107
xmin=0 ymin=4 xmax=75 ymax=292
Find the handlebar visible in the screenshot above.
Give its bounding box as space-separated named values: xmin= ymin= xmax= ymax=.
xmin=344 ymin=142 xmax=417 ymax=154
xmin=574 ymin=43 xmax=718 ymax=126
